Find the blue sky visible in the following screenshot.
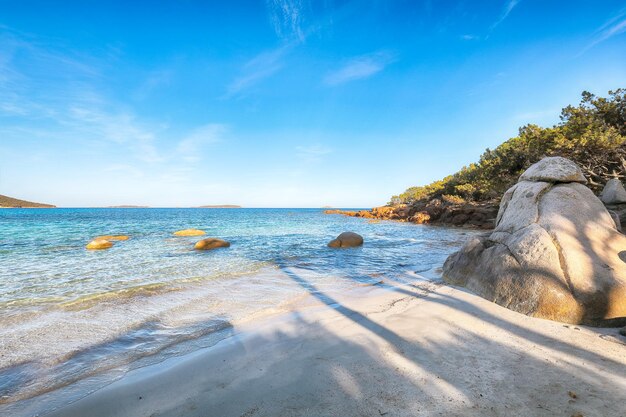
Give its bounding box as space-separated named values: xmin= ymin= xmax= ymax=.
xmin=1 ymin=0 xmax=625 ymax=207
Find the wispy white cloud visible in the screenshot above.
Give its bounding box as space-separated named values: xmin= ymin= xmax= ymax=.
xmin=489 ymin=0 xmax=521 ymax=34
xmin=461 ymin=34 xmax=479 ymax=41
xmin=266 ymin=0 xmax=307 ymax=41
xmin=324 ymin=51 xmax=396 ymax=86
xmin=580 ymin=9 xmax=626 ymax=55
xmin=0 ymin=26 xmax=240 ymax=204
xmin=65 ymin=106 xmax=164 ymax=163
xmin=177 ymin=124 xmax=227 ymax=162
xmin=0 ymin=29 xmax=231 ymax=172
xmin=0 ymin=27 xmax=166 ymax=164
xmin=133 ymin=69 xmax=172 ymax=100
xmin=227 ymin=0 xmax=334 ymax=98
xmin=225 ymin=45 xmax=292 ymax=97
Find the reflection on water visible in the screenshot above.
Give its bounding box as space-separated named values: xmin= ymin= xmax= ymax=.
xmin=0 ymin=208 xmax=479 ymax=411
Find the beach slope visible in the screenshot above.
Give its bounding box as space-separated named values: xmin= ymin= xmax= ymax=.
xmin=48 ymin=278 xmax=626 ymax=417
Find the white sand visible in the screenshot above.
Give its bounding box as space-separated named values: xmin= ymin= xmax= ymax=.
xmin=43 ymin=276 xmax=626 ymax=417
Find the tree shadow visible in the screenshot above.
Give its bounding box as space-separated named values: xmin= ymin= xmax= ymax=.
xmin=42 ymin=263 xmax=626 ymax=417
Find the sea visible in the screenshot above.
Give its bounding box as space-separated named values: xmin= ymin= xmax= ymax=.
xmin=0 ymin=208 xmax=478 ymax=415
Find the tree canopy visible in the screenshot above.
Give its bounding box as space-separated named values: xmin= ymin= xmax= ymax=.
xmin=390 ymin=89 xmax=626 ymax=206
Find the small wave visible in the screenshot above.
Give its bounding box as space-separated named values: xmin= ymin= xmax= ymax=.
xmin=60 ymin=283 xmax=178 ymax=311
xmin=42 ymin=245 xmax=81 ymax=253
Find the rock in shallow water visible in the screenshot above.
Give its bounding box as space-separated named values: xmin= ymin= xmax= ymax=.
xmin=86 ymin=239 xmax=113 ymax=250
xmin=443 ymin=157 xmax=626 ymax=326
xmin=94 ymin=235 xmax=130 ymax=241
xmin=194 ymin=238 xmax=230 ymax=250
xmin=173 ymin=229 xmax=206 ymax=236
xmin=328 ymin=232 xmax=364 ymax=248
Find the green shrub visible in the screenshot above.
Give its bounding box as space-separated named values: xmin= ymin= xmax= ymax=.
xmin=389 ymin=89 xmax=626 ymax=205
xmin=442 ymin=194 xmax=466 ymax=205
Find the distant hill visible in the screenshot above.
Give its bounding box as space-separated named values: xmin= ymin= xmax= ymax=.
xmin=0 ymin=194 xmax=55 ymax=208
xmin=197 ymin=205 xmax=242 ymax=208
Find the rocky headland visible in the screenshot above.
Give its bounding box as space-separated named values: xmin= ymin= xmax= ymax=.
xmin=329 ymin=91 xmax=626 ymax=231
xmin=325 ymin=198 xmax=499 ymax=229
xmin=326 ymin=176 xmax=626 ymax=231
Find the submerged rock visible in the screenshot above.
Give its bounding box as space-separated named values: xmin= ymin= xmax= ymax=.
xmin=94 ymin=235 xmax=130 ymax=241
xmin=194 ymin=238 xmax=230 ymax=250
xmin=443 ymin=157 xmax=626 ymax=326
xmin=328 ymin=232 xmax=364 ymax=248
xmin=86 ymin=239 xmax=113 ymax=250
xmin=173 ymin=229 xmax=206 ymax=236
xmin=600 ymin=178 xmax=626 ymax=205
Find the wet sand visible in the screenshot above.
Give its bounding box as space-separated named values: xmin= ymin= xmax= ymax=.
xmin=39 ymin=274 xmax=626 ymax=416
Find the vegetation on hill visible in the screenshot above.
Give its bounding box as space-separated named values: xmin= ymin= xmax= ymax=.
xmin=0 ymin=194 xmax=55 ymax=208
xmin=390 ymin=89 xmax=626 ymax=205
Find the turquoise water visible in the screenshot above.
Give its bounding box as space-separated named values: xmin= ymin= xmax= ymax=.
xmin=0 ymin=208 xmax=477 ymax=411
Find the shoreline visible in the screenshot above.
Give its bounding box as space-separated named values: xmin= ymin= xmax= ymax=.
xmin=15 ymin=275 xmax=626 ymax=417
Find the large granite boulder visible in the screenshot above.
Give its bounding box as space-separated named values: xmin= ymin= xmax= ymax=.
xmin=443 ymin=157 xmax=626 ymax=326
xmin=600 ymin=178 xmax=626 ymax=204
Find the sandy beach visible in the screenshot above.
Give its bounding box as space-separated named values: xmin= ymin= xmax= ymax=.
xmin=40 ymin=273 xmax=626 ymax=417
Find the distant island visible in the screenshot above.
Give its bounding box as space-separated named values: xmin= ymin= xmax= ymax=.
xmin=0 ymin=194 xmax=55 ymax=208
xmin=196 ymin=205 xmax=242 ymax=208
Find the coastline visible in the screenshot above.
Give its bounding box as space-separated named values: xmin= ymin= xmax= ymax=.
xmin=21 ymin=275 xmax=626 ymax=417
xmin=324 ymin=200 xmax=499 ymax=230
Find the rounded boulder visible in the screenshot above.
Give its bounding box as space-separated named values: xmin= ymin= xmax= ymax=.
xmin=518 ymin=156 xmax=587 ymax=184
xmin=600 ymin=178 xmax=626 ymax=205
xmin=194 ymin=238 xmax=231 ymax=250
xmin=328 ymin=232 xmax=364 ymax=248
xmin=86 ymin=239 xmax=113 ymax=250
xmin=94 ymin=235 xmax=130 ymax=241
xmin=174 ymin=229 xmax=206 ymax=237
